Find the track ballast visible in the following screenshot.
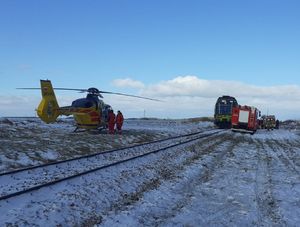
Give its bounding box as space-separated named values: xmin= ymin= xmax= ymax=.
xmin=0 ymin=129 xmax=224 ymax=201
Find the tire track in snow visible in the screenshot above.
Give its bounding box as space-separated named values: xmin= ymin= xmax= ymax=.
xmin=283 ymin=140 xmax=300 ymax=168
xmin=144 ymin=138 xmax=236 ymax=226
xmin=156 ymin=135 xmax=239 ymax=226
xmin=268 ymin=139 xmax=300 ymax=176
xmin=100 ymin=132 xmax=239 ymax=226
xmin=253 ymin=139 xmax=286 ymax=226
xmin=199 ymin=135 xmax=255 ymax=226
xmin=105 ymin=134 xmax=223 ymax=210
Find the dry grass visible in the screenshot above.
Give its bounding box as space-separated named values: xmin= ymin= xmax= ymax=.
xmin=182 ymin=117 xmax=214 ymax=123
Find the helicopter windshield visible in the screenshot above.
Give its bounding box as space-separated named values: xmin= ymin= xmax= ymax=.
xmin=72 ymin=98 xmax=94 ymax=108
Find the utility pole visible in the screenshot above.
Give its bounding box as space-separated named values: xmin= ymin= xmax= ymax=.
xmin=143 ymin=109 xmax=146 ymax=118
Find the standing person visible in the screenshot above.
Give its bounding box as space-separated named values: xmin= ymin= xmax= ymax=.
xmin=107 ymin=110 xmax=115 ymax=134
xmin=275 ymin=119 xmax=280 ymax=129
xmin=116 ymin=110 xmax=124 ymax=134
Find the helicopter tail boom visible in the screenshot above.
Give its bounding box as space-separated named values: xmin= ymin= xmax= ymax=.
xmin=37 ymin=80 xmax=60 ymax=123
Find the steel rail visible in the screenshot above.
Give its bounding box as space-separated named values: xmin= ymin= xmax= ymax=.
xmin=0 ymin=130 xmax=224 ymax=201
xmin=0 ymin=129 xmax=219 ymax=177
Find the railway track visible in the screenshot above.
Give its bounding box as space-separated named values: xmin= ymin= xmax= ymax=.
xmin=0 ymin=129 xmax=224 ymax=201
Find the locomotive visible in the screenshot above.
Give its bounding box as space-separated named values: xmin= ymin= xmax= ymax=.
xmin=214 ymin=96 xmax=238 ymax=128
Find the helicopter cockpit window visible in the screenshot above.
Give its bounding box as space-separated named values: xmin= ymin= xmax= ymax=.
xmin=72 ymin=99 xmax=94 ymax=108
xmin=85 ymin=102 xmax=93 ymax=108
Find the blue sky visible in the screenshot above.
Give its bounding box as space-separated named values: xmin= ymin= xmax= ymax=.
xmin=1 ymin=0 xmax=300 ymax=118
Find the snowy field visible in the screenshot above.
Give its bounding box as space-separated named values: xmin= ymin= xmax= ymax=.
xmin=0 ymin=118 xmax=300 ymax=226
xmin=0 ymin=118 xmax=213 ymax=172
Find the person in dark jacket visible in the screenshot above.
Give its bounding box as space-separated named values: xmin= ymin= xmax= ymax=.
xmin=275 ymin=120 xmax=280 ymax=129
xmin=116 ymin=110 xmax=124 ymax=134
xmin=107 ymin=110 xmax=115 ymax=134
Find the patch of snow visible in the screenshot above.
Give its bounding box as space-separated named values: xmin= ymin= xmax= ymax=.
xmin=0 ymin=119 xmax=300 ymax=226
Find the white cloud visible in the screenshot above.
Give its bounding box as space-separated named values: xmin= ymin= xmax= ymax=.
xmin=0 ymin=95 xmax=39 ymax=116
xmin=140 ymin=75 xmax=300 ymax=100
xmin=110 ymin=75 xmax=300 ymax=120
xmin=112 ymin=78 xmax=145 ymax=89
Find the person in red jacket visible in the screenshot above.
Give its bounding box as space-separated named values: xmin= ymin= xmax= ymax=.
xmin=107 ymin=110 xmax=115 ymax=134
xmin=116 ymin=110 xmax=124 ymax=134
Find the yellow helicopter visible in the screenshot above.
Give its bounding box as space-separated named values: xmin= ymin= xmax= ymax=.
xmin=18 ymin=80 xmax=160 ymax=131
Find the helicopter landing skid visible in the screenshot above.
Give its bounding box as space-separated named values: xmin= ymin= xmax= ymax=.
xmin=72 ymin=127 xmax=90 ymax=133
xmin=72 ymin=126 xmax=107 ymax=134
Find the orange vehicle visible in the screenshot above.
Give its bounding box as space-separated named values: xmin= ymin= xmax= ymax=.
xmin=231 ymin=105 xmax=260 ymax=134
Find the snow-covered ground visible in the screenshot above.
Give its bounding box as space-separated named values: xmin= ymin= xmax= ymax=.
xmin=0 ymin=118 xmax=212 ymax=173
xmin=0 ymin=118 xmax=300 ymax=226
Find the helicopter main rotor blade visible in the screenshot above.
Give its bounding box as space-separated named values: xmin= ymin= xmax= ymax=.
xmin=17 ymin=87 xmax=88 ymax=92
xmin=16 ymin=88 xmax=40 ymax=90
xmin=52 ymin=88 xmax=88 ymax=92
xmin=17 ymin=87 xmax=161 ymax=101
xmin=99 ymin=91 xmax=162 ymax=102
